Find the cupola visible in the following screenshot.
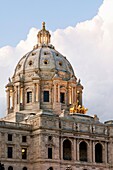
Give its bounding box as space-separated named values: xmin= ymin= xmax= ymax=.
xmin=5 ymin=22 xmax=85 ymax=122
xmin=37 ymin=22 xmax=51 ymax=46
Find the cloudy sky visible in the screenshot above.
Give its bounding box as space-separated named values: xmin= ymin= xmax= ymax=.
xmin=0 ymin=0 xmax=113 ymax=122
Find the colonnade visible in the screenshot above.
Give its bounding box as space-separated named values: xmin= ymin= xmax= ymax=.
xmin=60 ymin=138 xmax=109 ymax=164
xmin=6 ymin=79 xmax=83 ymax=114
xmin=53 ymin=81 xmax=77 ymax=105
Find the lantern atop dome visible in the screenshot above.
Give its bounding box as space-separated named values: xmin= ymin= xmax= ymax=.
xmin=37 ymin=22 xmax=51 ymax=46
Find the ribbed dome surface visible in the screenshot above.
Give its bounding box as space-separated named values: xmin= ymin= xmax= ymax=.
xmin=14 ymin=45 xmax=75 ymax=81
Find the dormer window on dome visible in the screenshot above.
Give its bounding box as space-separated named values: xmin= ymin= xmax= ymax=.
xmin=37 ymin=22 xmax=51 ymax=46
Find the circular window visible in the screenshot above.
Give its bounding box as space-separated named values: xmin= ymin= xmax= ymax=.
xmin=44 ymin=59 xmax=48 ymax=65
xmin=59 ymin=61 xmax=62 ymax=66
xmin=44 ymin=52 xmax=47 ymax=55
xmin=28 ymin=60 xmax=33 ymax=66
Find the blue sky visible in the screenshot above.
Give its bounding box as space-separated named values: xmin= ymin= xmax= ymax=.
xmin=0 ymin=0 xmax=103 ymax=47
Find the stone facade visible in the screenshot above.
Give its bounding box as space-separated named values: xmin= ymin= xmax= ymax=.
xmin=0 ymin=22 xmax=113 ymax=170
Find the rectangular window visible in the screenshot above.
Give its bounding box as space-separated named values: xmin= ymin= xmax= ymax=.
xmin=22 ymin=136 xmax=27 ymax=143
xmin=22 ymin=148 xmax=27 ymax=159
xmin=43 ymin=91 xmax=49 ymax=102
xmin=48 ymin=148 xmax=52 ymax=159
xmin=27 ymin=91 xmax=32 ymax=103
xmin=60 ymin=92 xmax=65 ymax=103
xmin=8 ymin=134 xmax=12 ymax=141
xmin=8 ymin=147 xmax=13 ymax=158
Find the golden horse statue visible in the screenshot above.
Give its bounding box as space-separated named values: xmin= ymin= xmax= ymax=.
xmin=70 ymin=100 xmax=88 ymax=114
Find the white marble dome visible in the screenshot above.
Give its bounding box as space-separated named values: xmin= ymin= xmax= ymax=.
xmin=13 ymin=22 xmax=76 ymax=82
xmin=6 ymin=22 xmax=83 ymax=117
xmin=14 ymin=44 xmax=75 ymax=81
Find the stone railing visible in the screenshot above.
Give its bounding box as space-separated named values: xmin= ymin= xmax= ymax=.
xmin=0 ymin=121 xmax=32 ymax=130
xmin=60 ymin=120 xmax=109 ymax=136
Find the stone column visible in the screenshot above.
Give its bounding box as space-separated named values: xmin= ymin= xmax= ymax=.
xmin=20 ymin=87 xmax=22 ymax=104
xmin=16 ymin=86 xmax=18 ymax=105
xmin=54 ymin=83 xmax=56 ymax=103
xmin=77 ymin=139 xmax=79 ymax=161
xmin=66 ymin=86 xmax=69 ymax=105
xmin=73 ymin=87 xmax=75 ymax=103
xmin=69 ymin=87 xmax=71 ymax=104
xmin=104 ymin=142 xmax=107 ymax=163
xmin=16 ymin=84 xmax=20 ymax=111
xmin=33 ymin=83 xmax=36 ymax=102
xmin=61 ymin=139 xmax=63 ymax=160
xmin=20 ymin=86 xmax=24 ymax=110
xmin=108 ymin=141 xmax=112 ymax=164
xmin=33 ymin=80 xmax=40 ymax=103
xmin=71 ymin=86 xmax=73 ymax=104
xmin=73 ymin=139 xmax=76 ymax=161
xmin=58 ymin=84 xmax=60 ymax=103
xmin=36 ymin=82 xmax=40 ymax=109
xmin=22 ymin=86 xmax=24 ymax=106
xmin=107 ymin=141 xmax=113 ymax=164
xmin=50 ymin=86 xmax=53 ymax=103
xmin=12 ymin=91 xmax=14 ymax=109
xmin=65 ymin=90 xmax=67 ymax=104
xmin=92 ymin=141 xmax=95 ymax=163
xmin=17 ymin=84 xmax=20 ymax=104
xmin=73 ymin=86 xmax=76 ymax=103
xmin=56 ymin=84 xmax=58 ymax=102
xmin=6 ymin=89 xmax=10 ymax=113
xmin=65 ymin=89 xmax=68 ymax=105
xmin=89 ymin=140 xmax=93 ymax=162
xmin=37 ymin=82 xmax=40 ymax=102
xmin=18 ymin=84 xmax=20 ymax=105
xmin=107 ymin=142 xmax=109 ymax=163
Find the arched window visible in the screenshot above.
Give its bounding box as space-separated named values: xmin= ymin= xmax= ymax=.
xmin=63 ymin=139 xmax=72 ymax=160
xmin=47 ymin=167 xmax=53 ymax=170
xmin=23 ymin=167 xmax=27 ymax=170
xmin=8 ymin=166 xmax=13 ymax=170
xmin=79 ymin=141 xmax=87 ymax=162
xmin=95 ymin=143 xmax=102 ymax=163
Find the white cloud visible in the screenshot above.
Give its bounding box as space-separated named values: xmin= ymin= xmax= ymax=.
xmin=98 ymin=0 xmax=113 ymax=23
xmin=0 ymin=0 xmax=113 ymax=122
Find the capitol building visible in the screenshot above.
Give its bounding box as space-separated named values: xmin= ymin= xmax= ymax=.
xmin=0 ymin=22 xmax=113 ymax=170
